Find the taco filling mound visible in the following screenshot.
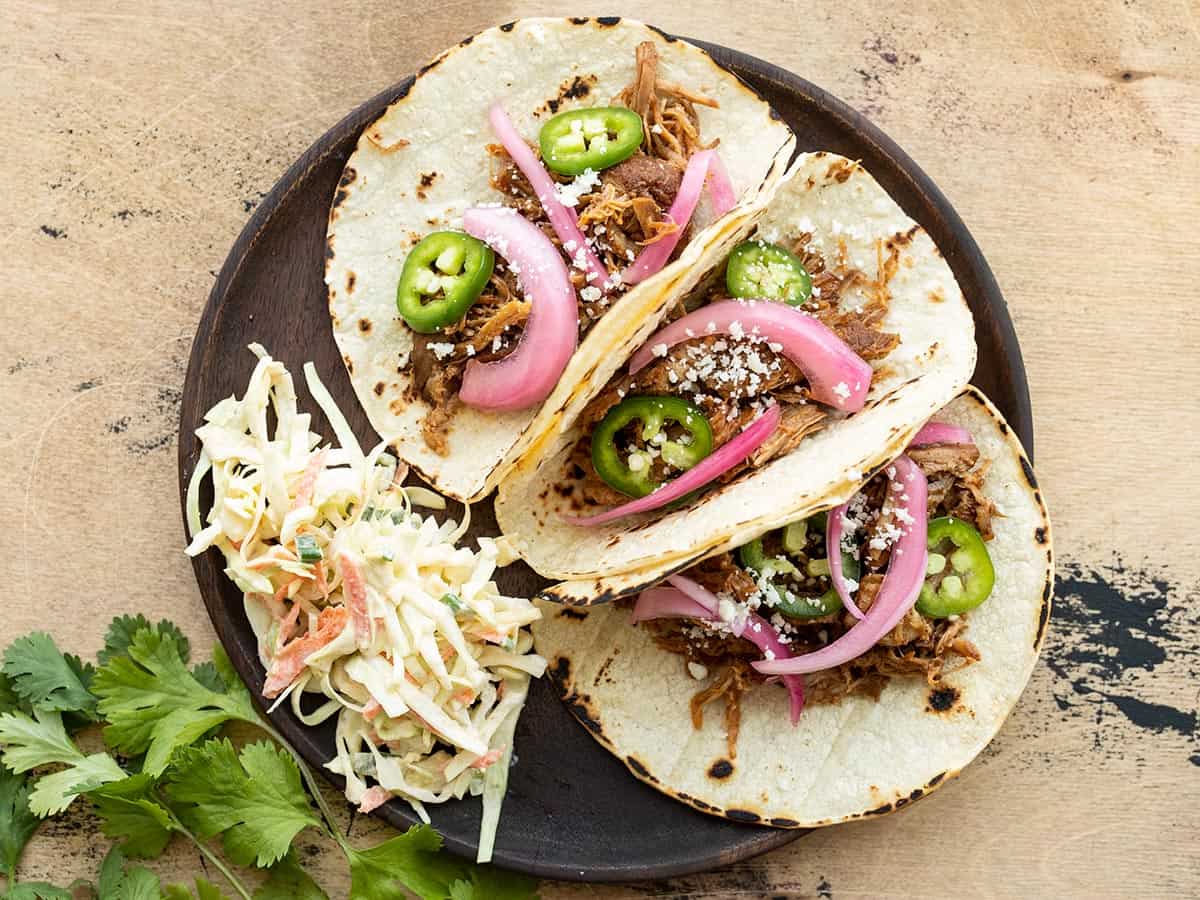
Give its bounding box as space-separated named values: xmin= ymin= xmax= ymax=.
xmin=639 ymin=419 xmax=996 ymax=759
xmin=327 ymin=18 xmax=793 ymax=503
xmin=567 ymin=220 xmax=902 ymax=516
xmin=532 ymin=389 xmax=1053 ymax=826
xmin=410 ymin=40 xmax=728 ymax=455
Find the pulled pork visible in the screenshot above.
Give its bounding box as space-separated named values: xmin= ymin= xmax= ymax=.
xmin=410 ymin=268 xmax=531 ymax=454
xmin=640 ymin=450 xmax=992 ymax=748
xmin=577 ymin=41 xmax=720 ymax=267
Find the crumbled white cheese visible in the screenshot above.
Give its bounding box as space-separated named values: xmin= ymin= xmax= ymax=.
xmin=717 ymin=597 xmax=739 ymax=624
xmin=556 ymin=168 xmax=601 ymax=208
xmin=580 ymin=285 xmax=602 ymax=302
xmin=833 ymin=381 xmax=851 ymax=400
xmin=427 ymin=342 xmax=455 ymax=361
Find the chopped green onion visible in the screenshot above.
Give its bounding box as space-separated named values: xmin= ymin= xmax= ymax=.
xmin=391 ymin=510 xmax=406 ymax=525
xmin=361 ymin=506 xmax=376 ymax=522
xmin=503 ymin=634 xmax=517 ymax=653
xmin=441 ymin=593 xmax=464 ymax=612
xmin=781 ymin=519 xmax=808 ymax=554
xmin=296 ymin=534 xmax=323 ymax=563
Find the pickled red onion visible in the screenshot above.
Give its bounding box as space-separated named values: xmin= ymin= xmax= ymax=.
xmin=630 ymin=584 xmax=714 ymax=624
xmin=623 ymin=149 xmax=736 ymax=285
xmin=628 ymin=299 xmax=872 ymax=412
xmin=459 ymin=207 xmax=578 ymax=411
xmin=632 ymin=575 xmax=805 ymax=723
xmin=910 ymin=421 xmax=974 ymax=447
xmin=564 ymin=403 xmax=781 ymax=526
xmin=667 ymin=574 xmax=740 ymax=636
xmin=488 ymin=103 xmax=610 ymax=291
xmin=754 ymin=455 xmax=929 ymax=675
xmin=826 ymin=501 xmax=865 ymax=621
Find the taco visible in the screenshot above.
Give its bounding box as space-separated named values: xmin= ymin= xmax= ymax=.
xmin=326 ymin=17 xmax=794 ymax=501
xmin=532 ymin=387 xmax=1053 ymax=826
xmin=495 ymin=151 xmax=976 ymax=591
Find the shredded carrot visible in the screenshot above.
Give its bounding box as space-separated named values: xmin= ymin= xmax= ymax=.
xmin=338 ymin=552 xmax=373 ymax=645
xmin=291 ymin=448 xmax=328 ymax=510
xmin=275 ymin=602 xmax=301 ymax=652
xmin=262 ymin=605 xmax=349 ymax=699
xmin=273 ymin=576 xmax=300 ymax=602
xmin=363 ymin=699 xmax=382 ymax=721
xmin=357 ymin=786 xmax=391 ymax=813
xmin=470 ymin=748 xmax=504 ymax=770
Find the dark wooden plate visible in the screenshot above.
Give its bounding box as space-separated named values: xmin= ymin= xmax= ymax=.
xmin=178 ymin=31 xmax=1032 ymax=884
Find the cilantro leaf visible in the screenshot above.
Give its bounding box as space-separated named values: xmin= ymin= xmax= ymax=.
xmin=97 ymin=845 xmax=127 ymax=896
xmin=189 ymin=661 xmax=225 ymax=693
xmin=87 ymin=774 xmax=175 ymax=858
xmin=4 ymin=882 xmax=73 ymax=899
xmin=1 ymin=634 xmax=97 ymax=719
xmin=0 ymin=709 xmax=125 ymax=815
xmin=0 ymin=672 xmax=27 ymax=716
xmin=211 ymin=645 xmax=240 ymax=691
xmin=99 ymin=616 xmax=190 ymax=666
xmin=0 ymin=763 xmax=39 ymax=877
xmin=346 ymin=824 xmax=539 ymax=900
xmin=448 ymin=868 xmax=540 ymax=900
xmin=346 ymin=825 xmax=469 ymax=900
xmin=253 ymin=851 xmax=329 ymax=900
xmin=166 ymin=738 xmax=320 ymax=868
xmin=93 ymin=629 xmax=259 ymax=775
xmin=163 ymin=879 xmax=230 ymax=900
xmin=95 ymin=846 xmax=164 ymax=900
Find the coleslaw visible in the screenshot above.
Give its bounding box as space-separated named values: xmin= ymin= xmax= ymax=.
xmin=184 ymin=345 xmax=545 ymax=862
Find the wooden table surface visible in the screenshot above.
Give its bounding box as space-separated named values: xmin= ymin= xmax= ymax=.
xmin=2 ymin=1 xmax=1197 ymax=897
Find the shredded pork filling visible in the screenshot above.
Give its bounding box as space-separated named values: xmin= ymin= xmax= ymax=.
xmin=411 ymin=41 xmax=717 ymax=454
xmin=637 ymin=443 xmax=996 ymax=758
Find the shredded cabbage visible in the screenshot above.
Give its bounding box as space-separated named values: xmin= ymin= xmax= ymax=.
xmin=185 ymin=346 xmax=545 ymax=861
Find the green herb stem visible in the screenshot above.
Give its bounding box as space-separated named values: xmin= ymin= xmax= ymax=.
xmin=170 ymin=814 xmax=253 ymax=900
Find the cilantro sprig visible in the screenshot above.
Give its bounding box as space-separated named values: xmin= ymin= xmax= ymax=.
xmin=0 ymin=619 xmax=539 ymax=900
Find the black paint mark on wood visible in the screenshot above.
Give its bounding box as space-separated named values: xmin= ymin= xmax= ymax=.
xmin=1047 ymin=558 xmax=1198 ymax=745
xmin=818 ymin=876 xmax=834 ymax=898
xmin=40 ymin=225 xmax=66 ymax=238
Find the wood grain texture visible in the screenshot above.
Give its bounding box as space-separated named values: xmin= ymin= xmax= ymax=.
xmin=1 ymin=1 xmax=1196 ymax=898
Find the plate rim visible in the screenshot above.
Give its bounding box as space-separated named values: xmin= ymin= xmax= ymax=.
xmin=178 ymin=32 xmax=1032 ymax=884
